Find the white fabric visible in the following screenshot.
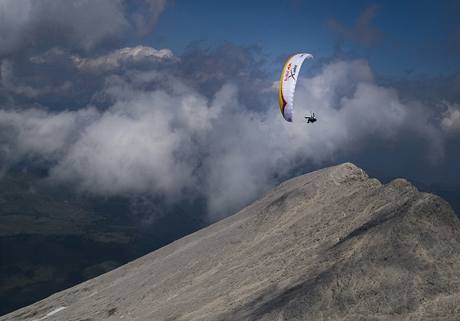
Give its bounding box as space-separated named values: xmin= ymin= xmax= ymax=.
xmin=279 ymin=53 xmax=313 ymax=122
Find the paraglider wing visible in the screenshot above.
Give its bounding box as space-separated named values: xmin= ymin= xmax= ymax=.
xmin=278 ymin=53 xmax=313 ymax=122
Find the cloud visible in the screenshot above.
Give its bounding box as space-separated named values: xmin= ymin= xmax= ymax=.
xmin=72 ymin=46 xmax=175 ymax=72
xmin=441 ymin=103 xmax=460 ymax=131
xmin=0 ymin=41 xmax=270 ymax=115
xmin=0 ymin=50 xmax=451 ymax=218
xmin=50 ymin=82 xmax=217 ymax=198
xmin=0 ymin=0 xmax=169 ymax=55
xmin=0 ymin=0 xmax=127 ymax=54
xmin=327 ymin=5 xmax=383 ymax=47
xmin=2 ymin=44 xmax=175 ymax=109
xmin=0 ymin=107 xmax=98 ymax=166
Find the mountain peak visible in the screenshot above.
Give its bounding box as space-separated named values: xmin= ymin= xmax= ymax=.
xmin=3 ymin=163 xmax=460 ymax=321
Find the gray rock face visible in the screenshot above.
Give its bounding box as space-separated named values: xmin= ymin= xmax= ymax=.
xmin=3 ymin=163 xmax=460 ymax=321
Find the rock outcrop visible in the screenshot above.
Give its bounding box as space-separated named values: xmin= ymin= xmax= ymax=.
xmin=3 ymin=163 xmax=460 ymax=321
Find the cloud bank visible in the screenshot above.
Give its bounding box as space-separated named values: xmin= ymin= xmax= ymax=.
xmin=0 ymin=47 xmax=452 ymax=218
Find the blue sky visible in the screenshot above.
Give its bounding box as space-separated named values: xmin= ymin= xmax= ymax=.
xmin=147 ymin=0 xmax=460 ymax=78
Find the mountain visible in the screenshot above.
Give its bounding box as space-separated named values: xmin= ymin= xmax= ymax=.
xmin=2 ymin=163 xmax=460 ymax=321
xmin=0 ymin=171 xmax=204 ymax=316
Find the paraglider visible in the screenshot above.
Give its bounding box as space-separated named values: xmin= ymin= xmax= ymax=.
xmin=278 ymin=53 xmax=315 ymax=123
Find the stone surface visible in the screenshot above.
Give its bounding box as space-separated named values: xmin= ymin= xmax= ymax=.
xmin=3 ymin=163 xmax=460 ymax=321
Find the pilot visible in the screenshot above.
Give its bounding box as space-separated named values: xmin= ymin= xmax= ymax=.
xmin=304 ymin=113 xmax=317 ymax=123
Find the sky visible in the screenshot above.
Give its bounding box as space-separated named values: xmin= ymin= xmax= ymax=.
xmin=0 ymin=0 xmax=459 ymax=219
xmin=149 ymin=0 xmax=460 ymax=76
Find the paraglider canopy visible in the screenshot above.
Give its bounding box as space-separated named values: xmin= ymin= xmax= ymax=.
xmin=278 ymin=53 xmax=313 ymax=122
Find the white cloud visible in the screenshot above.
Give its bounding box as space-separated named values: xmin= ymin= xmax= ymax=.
xmin=50 ymin=87 xmax=216 ymax=197
xmin=0 ymin=107 xmax=98 ymax=162
xmin=72 ymin=46 xmax=175 ymax=72
xmin=0 ymin=59 xmax=449 ymax=218
xmin=441 ymin=103 xmax=460 ymax=132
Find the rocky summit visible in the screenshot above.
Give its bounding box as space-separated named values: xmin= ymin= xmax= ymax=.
xmin=3 ymin=163 xmax=460 ymax=321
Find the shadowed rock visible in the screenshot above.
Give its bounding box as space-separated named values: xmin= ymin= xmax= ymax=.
xmin=2 ymin=163 xmax=460 ymax=321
